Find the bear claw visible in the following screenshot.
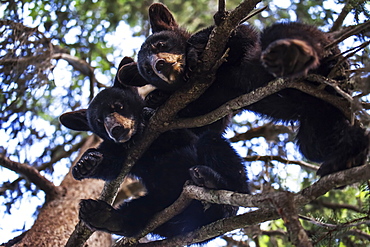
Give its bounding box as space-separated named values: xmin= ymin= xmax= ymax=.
xmin=72 ymin=149 xmax=103 ymax=180
xmin=261 ymin=38 xmax=319 ymax=77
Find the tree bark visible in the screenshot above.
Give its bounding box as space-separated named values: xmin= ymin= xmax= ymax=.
xmin=12 ymin=135 xmax=112 ymax=247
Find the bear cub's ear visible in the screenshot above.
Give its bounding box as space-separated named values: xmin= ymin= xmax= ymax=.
xmin=114 ymin=57 xmax=148 ymax=88
xmin=59 ymin=109 xmax=91 ymax=131
xmin=149 ymin=3 xmax=179 ymax=33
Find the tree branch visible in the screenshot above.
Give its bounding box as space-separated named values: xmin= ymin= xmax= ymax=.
xmin=222 ymin=236 xmax=251 ymax=246
xmin=163 ymin=78 xmax=290 ymax=131
xmin=244 ymin=155 xmax=319 ymax=171
xmin=52 ymin=53 xmax=94 ymax=78
xmin=274 ymin=192 xmax=313 ymax=247
xmin=230 ymin=124 xmax=294 ymax=143
xmin=0 ymin=137 xmax=87 ymax=196
xmin=260 ymin=229 xmax=287 ymax=237
xmin=330 ymin=2 xmax=352 ymax=32
xmin=289 ymin=78 xmax=353 ymax=121
xmin=342 ymin=229 xmax=370 ymax=241
xmin=186 ymin=165 xmax=370 ymax=219
xmin=299 ymin=215 xmax=370 ymax=229
xmin=0 ymin=153 xmax=64 ymax=200
xmin=326 ymin=20 xmax=370 ymax=50
xmin=51 ymin=52 xmax=106 ymax=100
xmin=110 ymin=161 xmax=370 ymax=246
xmin=122 ymin=208 xmax=280 ymax=247
xmin=310 ymin=199 xmax=362 ymax=213
xmin=113 ymin=186 xmax=193 ymax=247
xmin=163 ymin=75 xmax=353 ymax=132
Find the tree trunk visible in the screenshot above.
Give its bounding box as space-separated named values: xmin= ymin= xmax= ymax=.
xmin=13 ymin=135 xmax=112 ymax=247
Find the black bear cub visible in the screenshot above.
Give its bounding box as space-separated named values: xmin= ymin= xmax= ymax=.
xmin=117 ymin=3 xmax=369 ymax=177
xmin=59 ymin=84 xmax=249 ymax=240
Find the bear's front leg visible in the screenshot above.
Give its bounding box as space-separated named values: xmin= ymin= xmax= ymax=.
xmin=79 ymin=199 xmax=125 ymax=234
xmin=72 ymin=148 xmax=103 ymax=180
xmin=261 ymin=39 xmax=320 ymax=77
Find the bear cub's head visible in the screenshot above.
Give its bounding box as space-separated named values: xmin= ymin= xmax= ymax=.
xmin=137 ymin=3 xmax=191 ymax=91
xmin=60 ymin=87 xmax=145 ymax=144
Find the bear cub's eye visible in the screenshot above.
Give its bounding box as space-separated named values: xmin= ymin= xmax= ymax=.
xmin=112 ymin=103 xmax=124 ymax=110
xmin=156 ymin=41 xmax=167 ymax=50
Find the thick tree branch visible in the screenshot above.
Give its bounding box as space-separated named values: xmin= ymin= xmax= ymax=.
xmin=274 ymin=192 xmax=312 ymax=247
xmin=163 ymin=75 xmax=353 ymax=132
xmin=163 ymin=78 xmax=290 ymax=131
xmin=109 ymin=162 xmax=370 ymax=246
xmin=65 ymin=221 xmax=95 ymax=247
xmin=296 ymin=165 xmax=370 ymax=205
xmin=118 ymin=208 xmax=279 ymax=247
xmin=277 ymin=192 xmax=313 ymax=246
xmin=181 ymin=165 xmax=370 ymax=221
xmin=0 ymin=153 xmax=64 ymax=200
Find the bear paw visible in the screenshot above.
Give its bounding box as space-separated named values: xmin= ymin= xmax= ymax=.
xmin=317 ymin=149 xmax=369 ymax=177
xmin=189 ymin=165 xmax=226 ymax=189
xmin=261 ymin=39 xmax=320 ymax=77
xmin=145 ymin=90 xmax=171 ymax=108
xmin=79 ymin=199 xmax=122 ymax=233
xmin=72 ymin=149 xmax=103 ymax=180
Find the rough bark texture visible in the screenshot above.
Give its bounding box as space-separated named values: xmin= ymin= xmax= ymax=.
xmin=13 ymin=135 xmax=112 ymax=247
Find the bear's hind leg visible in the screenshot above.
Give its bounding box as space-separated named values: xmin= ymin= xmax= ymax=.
xmin=297 ymin=111 xmax=369 ymax=177
xmin=195 ymin=131 xmax=249 ymax=193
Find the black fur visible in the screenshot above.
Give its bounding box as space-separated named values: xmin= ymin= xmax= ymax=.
xmin=59 ymin=85 xmax=249 ymax=240
xmin=116 ymin=3 xmax=369 ymax=177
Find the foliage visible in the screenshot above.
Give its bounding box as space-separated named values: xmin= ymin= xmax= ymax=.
xmin=1 ymin=0 xmax=370 ymax=246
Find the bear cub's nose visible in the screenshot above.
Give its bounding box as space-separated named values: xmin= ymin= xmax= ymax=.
xmin=111 ymin=126 xmax=130 ymax=142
